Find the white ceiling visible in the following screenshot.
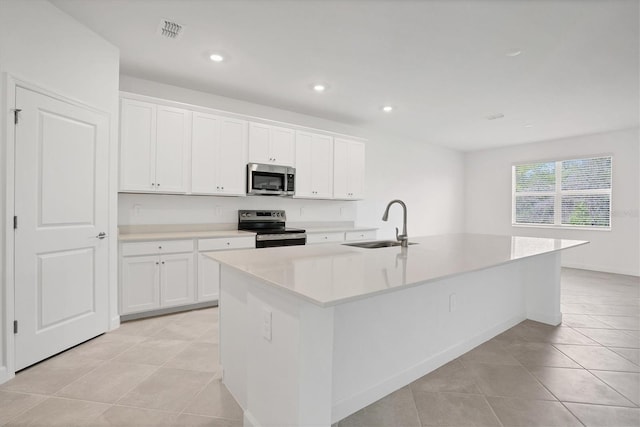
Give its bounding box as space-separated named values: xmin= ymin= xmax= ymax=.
xmin=51 ymin=0 xmax=639 ymax=151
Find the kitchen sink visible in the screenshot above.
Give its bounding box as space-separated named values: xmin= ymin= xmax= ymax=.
xmin=343 ymin=240 xmax=417 ymax=249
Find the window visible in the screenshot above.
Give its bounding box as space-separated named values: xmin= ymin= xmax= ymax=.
xmin=512 ymin=156 xmax=612 ymax=228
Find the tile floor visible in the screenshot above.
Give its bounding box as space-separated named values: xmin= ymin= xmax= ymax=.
xmin=0 ymin=268 xmax=638 ymax=426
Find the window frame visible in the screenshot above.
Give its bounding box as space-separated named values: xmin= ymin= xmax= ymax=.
xmin=512 ymin=155 xmax=613 ymax=231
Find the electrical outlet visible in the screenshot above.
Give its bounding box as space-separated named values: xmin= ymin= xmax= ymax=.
xmin=449 ymin=293 xmax=457 ymax=313
xmin=262 ymin=307 xmax=272 ymax=341
xmin=133 ymin=204 xmax=141 ymax=216
xmin=300 ymin=207 xmax=305 ymax=217
xmin=214 ymin=206 xmax=222 ymax=216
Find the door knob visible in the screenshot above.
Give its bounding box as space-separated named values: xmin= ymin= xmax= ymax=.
xmin=96 ymin=232 xmax=107 ymax=239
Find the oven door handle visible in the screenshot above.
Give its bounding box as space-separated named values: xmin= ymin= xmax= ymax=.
xmin=256 ymin=233 xmax=307 ymax=241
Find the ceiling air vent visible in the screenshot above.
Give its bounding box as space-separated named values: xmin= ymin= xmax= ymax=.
xmin=157 ymin=19 xmax=184 ymax=40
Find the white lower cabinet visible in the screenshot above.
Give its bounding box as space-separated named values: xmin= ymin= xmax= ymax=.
xmin=306 ymin=230 xmax=377 ymax=245
xmin=120 ymin=235 xmax=255 ymax=316
xmin=121 ymin=255 xmax=161 ymax=314
xmin=344 ymin=230 xmax=377 ymax=242
xmin=160 ymin=253 xmax=195 ymax=308
xmin=198 ymin=253 xmax=221 ymax=302
xmin=120 ymin=240 xmax=195 ymax=315
xmin=306 ymin=232 xmax=345 ymax=245
xmin=196 ymin=236 xmax=255 ymax=302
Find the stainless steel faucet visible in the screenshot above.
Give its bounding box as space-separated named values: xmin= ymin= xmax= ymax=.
xmin=382 ymin=199 xmax=408 ymax=247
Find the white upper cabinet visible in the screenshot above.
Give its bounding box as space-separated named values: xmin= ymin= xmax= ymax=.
xmin=295 ymin=131 xmax=333 ymax=199
xmin=333 ymin=138 xmax=365 ymax=200
xmin=191 ymin=112 xmax=247 ymax=196
xmin=248 ymin=122 xmax=295 ymax=166
xmin=120 ymin=99 xmax=190 ymax=193
xmin=119 ymin=100 xmax=156 ymax=192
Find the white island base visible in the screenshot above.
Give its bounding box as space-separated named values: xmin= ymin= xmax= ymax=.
xmin=210 ymin=235 xmax=586 ymax=427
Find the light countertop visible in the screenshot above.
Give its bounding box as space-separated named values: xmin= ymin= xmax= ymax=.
xmin=118 ymin=223 xmax=376 ymax=241
xmin=119 ymin=229 xmax=256 ymax=242
xmin=205 ymin=233 xmax=588 ymax=307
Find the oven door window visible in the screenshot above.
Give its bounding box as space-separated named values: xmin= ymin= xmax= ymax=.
xmin=252 ymin=172 xmax=285 ymax=191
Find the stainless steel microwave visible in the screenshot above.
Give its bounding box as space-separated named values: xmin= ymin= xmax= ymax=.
xmin=247 ymin=163 xmax=295 ymax=196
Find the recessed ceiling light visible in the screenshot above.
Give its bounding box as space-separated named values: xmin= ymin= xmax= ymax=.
xmin=486 ymin=113 xmax=505 ymax=120
xmin=313 ymin=84 xmax=326 ymax=93
xmin=524 ymin=123 xmax=534 ymax=128
xmin=209 ymin=53 xmax=224 ymax=62
xmin=506 ymin=49 xmax=522 ymax=57
xmin=382 ymin=105 xmax=393 ymax=112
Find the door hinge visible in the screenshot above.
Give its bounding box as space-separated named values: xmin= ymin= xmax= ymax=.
xmin=13 ymin=108 xmax=22 ymax=125
xmin=13 ymin=320 xmax=18 ymax=334
xmin=13 ymin=216 xmax=17 ymax=230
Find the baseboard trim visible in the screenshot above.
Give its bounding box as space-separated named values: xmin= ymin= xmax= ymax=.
xmin=120 ymin=300 xmax=218 ymax=322
xmin=0 ymin=366 xmax=13 ymax=386
xmin=331 ymin=314 xmax=525 ymax=423
xmin=527 ymin=311 xmax=562 ymax=326
xmin=563 ymin=263 xmax=639 ymax=277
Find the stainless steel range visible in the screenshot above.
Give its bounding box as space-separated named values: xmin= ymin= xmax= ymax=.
xmin=238 ymin=210 xmax=306 ymax=248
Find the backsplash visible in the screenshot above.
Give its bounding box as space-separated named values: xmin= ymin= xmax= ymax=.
xmin=118 ymin=193 xmax=358 ymax=225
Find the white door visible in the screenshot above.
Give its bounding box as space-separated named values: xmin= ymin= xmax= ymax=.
xmin=270 ymin=126 xmax=295 ymax=166
xmin=120 ymin=255 xmax=160 ymax=315
xmin=119 ymin=99 xmax=156 ymax=192
xmin=14 ymin=87 xmax=109 ymax=370
xmin=198 ymin=253 xmax=220 ymax=302
xmin=348 ymin=141 xmax=366 ymax=199
xmin=217 ymin=118 xmax=247 ymax=195
xmin=191 ymin=112 xmax=220 ymax=194
xmin=248 ymin=122 xmax=271 ymax=164
xmin=333 ymin=138 xmax=349 ymax=199
xmin=160 ymin=253 xmax=195 ymax=308
xmin=311 ymin=134 xmax=333 ymax=198
xmin=155 ymin=106 xmax=189 ymax=193
xmin=294 ymin=131 xmax=313 ymax=197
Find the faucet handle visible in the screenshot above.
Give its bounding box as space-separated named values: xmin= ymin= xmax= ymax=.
xmin=396 ymin=227 xmax=408 ymax=241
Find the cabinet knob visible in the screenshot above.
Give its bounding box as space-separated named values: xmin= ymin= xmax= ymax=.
xmin=151 ymin=183 xmax=155 ymax=186
xmin=162 ymin=261 xmax=165 ymax=264
xmin=226 ymin=242 xmax=230 ymax=245
xmin=155 ymin=262 xmax=159 ymax=265
xmin=221 ymin=186 xmax=224 ymax=190
xmin=158 ymin=246 xmax=162 ymax=249
xmin=157 ymin=183 xmax=160 ymax=187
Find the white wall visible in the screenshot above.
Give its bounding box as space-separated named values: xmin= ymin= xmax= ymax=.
xmin=464 ymin=128 xmax=640 ymax=276
xmin=0 ymin=0 xmax=119 ymax=382
xmin=119 ymin=76 xmax=466 ymax=238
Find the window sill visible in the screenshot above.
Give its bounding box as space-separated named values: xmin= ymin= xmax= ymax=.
xmin=512 ymin=224 xmax=611 ymax=232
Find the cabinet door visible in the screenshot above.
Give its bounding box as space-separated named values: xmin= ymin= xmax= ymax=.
xmin=294 ymin=131 xmax=313 ymax=197
xmin=217 ymin=118 xmax=247 ymax=195
xmin=347 ymin=141 xmax=365 ymax=199
xmin=120 ymin=99 xmax=156 ymax=192
xmin=160 ymin=252 xmax=195 ymax=308
xmin=248 ymin=122 xmax=271 ymax=164
xmin=270 ymin=126 xmax=295 ymax=166
xmin=311 ymin=134 xmax=333 ymax=198
xmin=191 ymin=112 xmax=220 ymax=194
xmin=333 ymin=138 xmax=350 ymax=199
xmin=155 ymin=106 xmax=190 ymax=193
xmin=121 ymin=255 xmax=160 ymax=314
xmin=198 ymin=253 xmax=220 ymax=302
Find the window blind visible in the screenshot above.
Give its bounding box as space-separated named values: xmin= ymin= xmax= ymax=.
xmin=513 ymin=156 xmax=612 ymax=228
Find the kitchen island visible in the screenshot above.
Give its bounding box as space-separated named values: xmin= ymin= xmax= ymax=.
xmin=205 ymin=233 xmax=587 ymax=427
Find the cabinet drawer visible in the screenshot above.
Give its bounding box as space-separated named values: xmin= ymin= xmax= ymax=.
xmin=198 ymin=236 xmax=255 ymax=251
xmin=121 ymin=240 xmax=194 ymax=256
xmin=306 ymin=232 xmax=344 ymax=245
xmin=345 ymin=230 xmax=377 ymax=242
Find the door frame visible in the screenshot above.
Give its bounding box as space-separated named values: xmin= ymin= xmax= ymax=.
xmin=2 ymin=74 xmax=119 ymax=383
